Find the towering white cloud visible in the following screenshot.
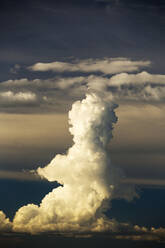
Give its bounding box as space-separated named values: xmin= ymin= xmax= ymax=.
xmin=0 ymin=57 xmax=164 ymax=239
xmin=12 ymin=93 xmax=136 ymax=234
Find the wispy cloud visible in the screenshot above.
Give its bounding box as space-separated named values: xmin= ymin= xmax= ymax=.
xmin=0 ymin=91 xmax=37 ymax=105
xmin=0 ymin=170 xmax=40 ymax=181
xmin=122 ymin=177 xmax=165 ymax=188
xmin=28 ymin=58 xmax=150 ymax=74
xmin=109 ymin=71 xmax=165 ymax=86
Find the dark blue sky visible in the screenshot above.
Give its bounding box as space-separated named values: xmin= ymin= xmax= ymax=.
xmin=1 ymin=178 xmax=165 ymax=228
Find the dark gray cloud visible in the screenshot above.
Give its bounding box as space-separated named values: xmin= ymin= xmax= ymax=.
xmin=0 ymin=0 xmax=165 ymax=82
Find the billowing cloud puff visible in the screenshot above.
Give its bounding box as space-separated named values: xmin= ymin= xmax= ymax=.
xmin=28 ymin=58 xmax=150 ymax=74
xmin=0 ymin=211 xmax=12 ymax=232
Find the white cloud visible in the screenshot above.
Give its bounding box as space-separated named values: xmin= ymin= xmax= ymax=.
xmin=142 ymin=85 xmax=165 ymax=101
xmin=0 ymin=211 xmax=12 ymax=232
xmin=0 ymin=74 xmax=165 ymax=113
xmin=0 ymin=91 xmax=37 ymax=103
xmin=111 ymin=85 xmax=165 ymax=102
xmin=122 ymin=177 xmax=165 ymax=187
xmin=0 ymin=70 xmax=165 ymax=113
xmin=109 ymin=71 xmax=165 ymax=86
xmin=0 ymin=77 xmax=85 ymax=91
xmin=87 ymin=74 xmax=165 ymax=102
xmin=55 ymin=76 xmax=85 ymax=89
xmin=28 ymin=58 xmax=150 ymax=74
xmin=0 ymin=170 xmax=40 ymax=181
xmin=12 ymin=93 xmax=136 ymax=234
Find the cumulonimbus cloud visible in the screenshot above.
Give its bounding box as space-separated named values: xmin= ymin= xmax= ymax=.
xmin=0 ymin=58 xmax=165 ymax=241
xmin=12 ymin=93 xmax=134 ymax=234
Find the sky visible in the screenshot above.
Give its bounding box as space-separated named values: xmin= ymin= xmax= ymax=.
xmin=0 ymin=0 xmax=165 ymax=247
